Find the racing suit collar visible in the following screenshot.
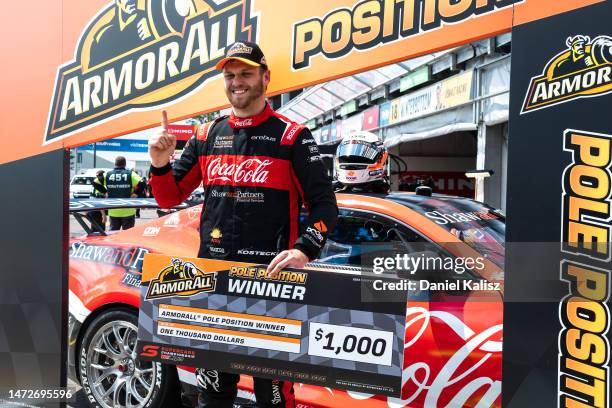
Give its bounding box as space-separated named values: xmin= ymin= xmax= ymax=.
xmin=228 ymin=102 xmax=274 ymax=129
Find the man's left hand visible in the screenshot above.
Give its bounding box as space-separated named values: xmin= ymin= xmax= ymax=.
xmin=267 ymin=249 xmax=309 ymax=275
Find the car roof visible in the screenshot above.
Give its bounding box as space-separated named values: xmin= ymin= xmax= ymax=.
xmin=335 ymin=192 xmax=463 ymax=241
xmin=339 ymin=191 xmax=491 ymax=206
xmin=335 ymin=192 xmax=504 ymax=283
xmin=336 ymin=191 xmax=501 ymax=220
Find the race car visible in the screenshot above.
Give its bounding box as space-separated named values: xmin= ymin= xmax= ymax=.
xmin=68 ymin=192 xmax=505 ymax=408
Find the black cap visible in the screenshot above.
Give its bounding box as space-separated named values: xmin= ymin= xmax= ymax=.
xmin=215 ymin=41 xmax=267 ymax=70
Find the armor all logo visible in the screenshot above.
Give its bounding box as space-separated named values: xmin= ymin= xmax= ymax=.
xmin=44 ymin=0 xmax=259 ymax=144
xmin=145 ymin=258 xmax=216 ymax=300
xmin=207 ymin=157 xmax=272 ymax=184
xmin=227 ymin=42 xmax=253 ymax=56
xmin=522 ymin=35 xmax=612 ymax=113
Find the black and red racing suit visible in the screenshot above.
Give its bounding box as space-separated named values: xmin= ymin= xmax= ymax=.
xmin=149 ymin=102 xmax=338 ymax=407
xmin=150 ymin=102 xmax=337 ymax=263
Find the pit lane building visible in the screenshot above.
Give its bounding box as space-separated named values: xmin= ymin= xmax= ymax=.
xmin=74 ymin=34 xmax=511 ymax=210
xmin=276 ymin=33 xmax=511 ymax=211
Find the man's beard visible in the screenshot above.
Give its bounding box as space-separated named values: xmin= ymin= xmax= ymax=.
xmin=226 ymin=79 xmax=265 ymax=110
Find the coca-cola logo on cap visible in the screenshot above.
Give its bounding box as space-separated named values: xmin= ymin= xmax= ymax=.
xmin=207 ymin=157 xmax=272 ymax=184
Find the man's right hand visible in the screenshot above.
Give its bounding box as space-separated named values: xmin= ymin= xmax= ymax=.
xmin=148 ymin=110 xmax=176 ymax=168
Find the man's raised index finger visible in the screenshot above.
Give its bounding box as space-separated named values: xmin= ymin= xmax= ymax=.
xmin=161 ymin=110 xmax=169 ymax=131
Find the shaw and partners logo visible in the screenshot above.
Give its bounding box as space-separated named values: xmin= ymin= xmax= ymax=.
xmin=145 ymin=258 xmax=216 ymax=300
xmin=45 ymin=0 xmax=258 ymax=143
xmin=522 ymin=35 xmax=612 ymax=113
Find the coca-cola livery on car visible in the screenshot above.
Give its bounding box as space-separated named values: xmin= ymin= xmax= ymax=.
xmin=68 ymin=193 xmax=504 ymax=408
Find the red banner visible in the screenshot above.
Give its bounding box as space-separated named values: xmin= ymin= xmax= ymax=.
xmin=362 ymin=106 xmax=380 ymax=131
xmin=167 ymin=125 xmax=196 ymax=141
xmin=399 ymin=171 xmax=474 ymax=198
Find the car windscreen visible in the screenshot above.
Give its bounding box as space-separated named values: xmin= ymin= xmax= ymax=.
xmin=388 ymin=195 xmax=505 ymax=268
xmin=71 ymin=177 xmax=94 ymax=185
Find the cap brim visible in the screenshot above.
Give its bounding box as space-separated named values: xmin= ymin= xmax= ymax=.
xmin=215 ymin=57 xmax=261 ymax=70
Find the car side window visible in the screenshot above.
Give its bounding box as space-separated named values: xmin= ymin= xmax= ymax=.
xmin=315 ymin=208 xmax=429 ymax=266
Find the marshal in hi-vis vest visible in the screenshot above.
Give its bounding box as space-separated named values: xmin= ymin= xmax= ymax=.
xmin=106 ymin=168 xmax=140 ymax=217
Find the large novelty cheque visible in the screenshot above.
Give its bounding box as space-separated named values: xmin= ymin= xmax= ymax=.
xmin=136 ymin=254 xmax=408 ymax=397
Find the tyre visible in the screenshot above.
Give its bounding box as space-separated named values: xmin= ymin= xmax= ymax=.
xmin=78 ymin=308 xmax=179 ymax=408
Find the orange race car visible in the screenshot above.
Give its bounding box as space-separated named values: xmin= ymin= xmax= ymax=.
xmin=68 ymin=192 xmax=505 ymax=408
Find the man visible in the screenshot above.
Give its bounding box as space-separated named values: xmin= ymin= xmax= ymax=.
xmin=148 ymin=41 xmax=338 ymax=407
xmin=134 ymin=175 xmax=149 ymax=218
xmin=89 ymin=170 xmax=107 ymax=231
xmin=105 ymin=156 xmax=141 ymax=230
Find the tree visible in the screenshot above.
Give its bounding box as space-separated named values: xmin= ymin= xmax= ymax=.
xmin=187 ymin=111 xmax=220 ymax=124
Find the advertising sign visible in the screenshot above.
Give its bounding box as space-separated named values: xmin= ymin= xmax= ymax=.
xmin=388 ymin=99 xmax=402 ymax=125
xmin=0 ymin=0 xmax=602 ymax=165
xmin=78 ymin=138 xmax=149 ymax=153
xmin=0 ymin=0 xmax=607 ymax=398
xmin=362 ymin=106 xmax=380 ymax=131
xmin=305 ymin=120 xmax=317 ymax=130
xmin=399 ymin=171 xmax=475 ymax=197
xmin=385 ymin=71 xmax=474 ymax=127
xmin=504 ymin=2 xmax=612 ymax=406
xmin=400 ymin=66 xmax=431 ymax=92
xmin=396 ymin=86 xmax=436 ymax=123
xmin=167 ymin=124 xmax=197 ymax=141
xmin=437 ymin=70 xmax=474 ymax=110
xmin=341 ymin=113 xmax=364 ymax=138
xmin=137 ymin=255 xmax=408 ymax=397
xmin=320 ymin=125 xmax=331 ymax=143
xmin=379 ymin=102 xmax=391 ymax=128
xmin=330 ymin=120 xmax=342 ymax=141
xmin=341 ymin=100 xmax=357 ymax=117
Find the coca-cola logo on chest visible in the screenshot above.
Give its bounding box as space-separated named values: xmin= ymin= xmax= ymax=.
xmin=207 ymin=157 xmax=272 ymax=184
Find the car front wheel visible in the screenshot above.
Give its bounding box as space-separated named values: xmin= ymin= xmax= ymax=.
xmin=78 ymin=308 xmax=178 ymax=408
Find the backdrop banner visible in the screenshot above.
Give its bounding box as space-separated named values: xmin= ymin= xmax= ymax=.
xmin=0 ymin=0 xmax=607 ymax=397
xmin=0 ymin=0 xmax=603 ymax=165
xmin=504 ymin=2 xmax=612 ymax=406
xmin=0 ymin=150 xmax=68 ymax=390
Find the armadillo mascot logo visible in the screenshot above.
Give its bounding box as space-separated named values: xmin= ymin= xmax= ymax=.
xmin=146 ymin=258 xmax=216 ymax=299
xmin=522 ymin=34 xmax=612 ymax=113
xmin=45 ymin=0 xmax=258 ymax=143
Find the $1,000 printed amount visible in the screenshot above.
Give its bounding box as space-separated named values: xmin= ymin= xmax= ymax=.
xmin=307 ymin=322 xmax=394 ymax=366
